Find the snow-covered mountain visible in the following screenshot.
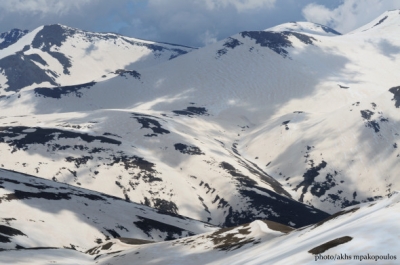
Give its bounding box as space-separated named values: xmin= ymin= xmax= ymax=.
xmin=0 ymin=24 xmax=194 ymax=95
xmin=0 ymin=169 xmax=216 ymax=252
xmin=1 ymin=10 xmax=400 ymax=265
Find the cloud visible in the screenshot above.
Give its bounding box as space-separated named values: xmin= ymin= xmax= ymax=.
xmin=302 ymin=3 xmax=334 ymax=26
xmin=302 ymin=0 xmax=400 ymax=33
xmin=0 ymin=0 xmax=92 ymax=16
xmin=1 ymin=0 xmax=395 ymax=48
xmin=201 ymin=30 xmax=219 ymax=46
xmin=203 ymin=0 xmax=276 ymax=12
xmin=0 ymin=0 xmax=311 ymax=47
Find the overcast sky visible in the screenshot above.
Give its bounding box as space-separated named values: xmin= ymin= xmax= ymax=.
xmin=0 ymin=0 xmax=399 ymax=47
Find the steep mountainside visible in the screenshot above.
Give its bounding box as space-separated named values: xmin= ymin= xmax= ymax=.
xmin=0 ymin=169 xmax=216 ymax=252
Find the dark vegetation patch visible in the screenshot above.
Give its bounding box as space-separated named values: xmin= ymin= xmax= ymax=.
xmin=220 ymin=162 xmax=257 ymax=187
xmin=308 ymin=236 xmax=353 ymax=254
xmin=0 ymin=234 xmax=11 ymax=243
xmin=31 ymin=25 xmax=73 ymax=74
xmin=310 ymin=172 xmax=338 ymax=197
xmin=231 ymin=143 xmax=240 ymax=155
xmin=366 ymin=120 xmax=380 ymax=133
xmin=131 ymin=114 xmax=170 ymax=136
xmin=230 ymin=145 xmax=290 ymax=197
xmin=0 ymin=29 xmax=29 ymax=49
xmin=49 ymin=52 xmax=72 ymax=74
xmin=360 ymin=110 xmax=374 ymax=120
xmin=312 ymin=207 xmax=359 ymax=229
xmin=172 ymin=107 xmax=209 ymax=116
xmin=114 ymin=69 xmax=141 ymax=79
xmin=389 ymin=86 xmax=400 ymax=108
xmin=3 ymin=190 xmax=72 ymax=201
xmin=360 ymin=110 xmax=381 ymax=133
xmin=104 ymin=228 xmax=121 ymax=238
xmin=212 ymin=195 xmax=229 ymax=209
xmin=224 ymin=186 xmax=329 ymax=228
xmin=198 ymin=196 xmax=211 ymax=214
xmin=108 ymin=153 xmax=157 ymax=176
xmin=0 ymin=126 xmax=120 ymax=151
xmin=34 ymin=81 xmax=96 ymax=98
xmin=1 ymin=189 xmax=105 ymax=202
xmin=318 ymin=25 xmax=341 ymax=35
xmin=223 ymin=37 xmax=243 ymax=49
xmin=0 ymin=225 xmax=26 ymax=237
xmin=174 ymin=143 xmax=204 ymax=155
xmin=103 ymin=132 xmax=121 ymax=138
xmin=0 ymin=53 xmax=58 ymax=92
xmin=65 ymin=156 xmax=92 ymax=168
xmin=262 ymin=220 xmax=294 ymax=233
xmin=247 ymin=156 xmax=291 ymax=197
xmin=152 ymin=199 xmax=179 ymax=215
xmin=1 ymin=218 xmax=16 ymax=226
xmin=133 ymin=216 xmax=194 ymax=241
xmin=294 ymin=160 xmax=328 ymax=202
xmin=209 ymin=225 xmax=254 ymax=251
xmin=218 ymin=160 xmax=329 ymax=228
xmin=87 ymin=242 xmax=115 ymax=255
xmin=118 ymin=238 xmax=154 ymax=245
xmin=240 ymin=31 xmax=316 ymax=58
xmin=169 ymin=49 xmax=189 ymax=60
xmin=373 ymin=16 xmax=388 ymax=27
xmin=282 ymin=120 xmax=290 ymax=130
xmin=338 ymin=84 xmax=349 ymax=89
xmin=323 ymin=195 xmax=362 ymax=208
xmin=26 ymin=54 xmax=48 ymax=66
xmin=101 ymin=242 xmax=114 ymax=250
xmin=216 ymin=37 xmax=243 ymax=57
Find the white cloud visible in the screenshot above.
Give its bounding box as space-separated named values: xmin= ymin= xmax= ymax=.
xmin=200 ymin=30 xmax=218 ymax=46
xmin=302 ymin=3 xmax=334 ymax=26
xmin=203 ymin=0 xmax=276 ymax=12
xmin=0 ymin=0 xmax=92 ymax=16
xmin=302 ymin=0 xmax=400 ymax=33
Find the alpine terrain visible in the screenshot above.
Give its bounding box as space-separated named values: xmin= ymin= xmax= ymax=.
xmin=0 ymin=10 xmax=400 ymax=264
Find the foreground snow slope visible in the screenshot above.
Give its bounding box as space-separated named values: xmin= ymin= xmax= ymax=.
xmin=94 ymin=191 xmax=400 ymax=265
xmin=0 ymin=169 xmax=216 ymax=252
xmin=3 ymin=191 xmax=396 ymax=265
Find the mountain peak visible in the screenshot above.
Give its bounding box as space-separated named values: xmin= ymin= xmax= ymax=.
xmin=0 ymin=28 xmax=29 ymax=49
xmin=266 ymin=21 xmax=341 ymax=36
xmin=349 ymin=10 xmax=400 ymax=34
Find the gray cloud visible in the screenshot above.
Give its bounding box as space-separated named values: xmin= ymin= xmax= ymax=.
xmin=0 ymin=0 xmax=394 ymax=47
